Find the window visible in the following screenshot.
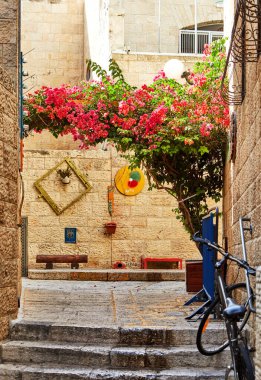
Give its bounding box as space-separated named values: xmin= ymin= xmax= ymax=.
xmin=179 ymin=23 xmax=223 ymax=54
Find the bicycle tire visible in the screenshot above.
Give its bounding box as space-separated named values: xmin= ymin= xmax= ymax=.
xmin=233 ymin=340 xmax=255 ymax=380
xmin=196 ymin=282 xmax=252 ymax=356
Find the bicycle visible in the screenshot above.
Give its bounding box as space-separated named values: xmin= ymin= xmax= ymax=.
xmin=193 ymin=217 xmax=256 ymax=380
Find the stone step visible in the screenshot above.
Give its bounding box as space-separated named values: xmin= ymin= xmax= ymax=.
xmin=28 ymin=269 xmax=185 ymax=281
xmin=1 ymin=340 xmax=229 ymax=370
xmin=0 ymin=363 xmax=229 ymax=380
xmin=10 ymin=321 xmax=225 ymax=347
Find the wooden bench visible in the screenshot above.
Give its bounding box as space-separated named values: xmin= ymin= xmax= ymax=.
xmin=36 ymin=255 xmax=88 ymax=269
xmin=141 ymin=257 xmax=183 ymax=270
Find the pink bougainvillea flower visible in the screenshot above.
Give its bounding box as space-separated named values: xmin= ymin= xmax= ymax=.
xmin=153 ymin=69 xmax=166 ymax=82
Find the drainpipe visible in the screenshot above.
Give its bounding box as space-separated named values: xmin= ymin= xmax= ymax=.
xmin=194 ymin=0 xmax=198 ymax=54
xmin=158 ymin=0 xmax=161 ymax=53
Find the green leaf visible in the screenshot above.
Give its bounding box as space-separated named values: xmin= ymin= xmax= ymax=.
xmin=198 ymin=146 xmax=209 ymax=155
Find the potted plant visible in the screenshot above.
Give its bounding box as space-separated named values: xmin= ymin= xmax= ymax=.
xmin=104 ymin=221 xmax=117 ymax=234
xmin=57 ymin=167 xmax=72 ymax=184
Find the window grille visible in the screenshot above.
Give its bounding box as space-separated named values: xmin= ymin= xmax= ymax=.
xmin=179 ymin=30 xmax=224 ymax=54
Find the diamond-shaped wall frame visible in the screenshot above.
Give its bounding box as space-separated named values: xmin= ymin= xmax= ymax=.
xmin=34 ymin=157 xmax=92 ymax=215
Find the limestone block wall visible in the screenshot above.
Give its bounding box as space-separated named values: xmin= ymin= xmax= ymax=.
xmin=223 ymin=57 xmax=261 ymax=271
xmin=22 ymin=0 xmax=85 ymax=151
xmin=23 ymin=149 xmax=200 ymax=270
xmin=21 ymin=0 xmax=84 ymax=88
xmin=0 ymin=0 xmax=18 ymax=80
xmin=109 ymin=0 xmax=125 ymax=53
xmin=21 ymin=0 xmax=207 ymax=271
xmin=0 ymin=0 xmax=19 ymax=340
xmin=123 ymin=0 xmax=223 ymax=54
xmin=0 ymin=68 xmax=19 ymax=340
xmin=222 ymin=51 xmax=260 ymax=380
xmin=222 ymin=0 xmax=260 ymax=371
xmin=112 ymin=52 xmax=199 ymax=87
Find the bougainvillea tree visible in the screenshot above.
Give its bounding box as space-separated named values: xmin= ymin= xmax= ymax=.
xmin=24 ymin=39 xmax=229 ymax=235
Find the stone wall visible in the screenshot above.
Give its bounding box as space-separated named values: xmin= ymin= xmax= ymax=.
xmin=84 ymin=0 xmax=223 ymax=76
xmin=112 ymin=52 xmax=199 ymax=88
xmin=109 ymin=0 xmax=125 ymax=53
xmin=0 ymin=0 xmax=19 ymax=340
xmin=0 ymin=0 xmax=18 ymax=80
xmin=0 ymin=67 xmax=19 ymax=340
xmin=21 ymin=0 xmax=84 ymax=88
xmin=257 ymin=267 xmax=261 ymax=379
xmin=23 ymin=149 xmax=200 ymax=270
xmin=22 ymin=0 xmax=84 ymax=151
xmin=123 ymin=0 xmax=223 ymax=54
xmin=223 ymin=57 xmax=261 ymax=272
xmin=223 ymin=1 xmax=260 ymax=374
xmin=21 ymin=0 xmax=205 ymax=270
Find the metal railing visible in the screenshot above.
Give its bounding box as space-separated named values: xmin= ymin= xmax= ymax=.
xmin=179 ymin=30 xmax=224 ymax=54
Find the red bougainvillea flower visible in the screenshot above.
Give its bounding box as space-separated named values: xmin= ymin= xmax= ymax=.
xmin=23 ymin=39 xmax=229 ymax=235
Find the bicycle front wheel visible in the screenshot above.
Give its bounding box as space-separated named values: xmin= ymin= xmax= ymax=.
xmin=196 ymin=283 xmax=252 ymax=356
xmin=233 ymin=340 xmax=255 ymax=380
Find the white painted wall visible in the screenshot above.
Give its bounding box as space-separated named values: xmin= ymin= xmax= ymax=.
xmin=223 ymin=0 xmax=235 ymax=42
xmin=84 ymin=0 xmax=111 ymax=76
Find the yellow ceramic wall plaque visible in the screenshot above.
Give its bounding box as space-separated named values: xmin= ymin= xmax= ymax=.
xmin=115 ymin=166 xmax=145 ymax=196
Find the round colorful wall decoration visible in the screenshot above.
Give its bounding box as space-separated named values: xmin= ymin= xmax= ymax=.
xmin=115 ymin=166 xmax=145 ymax=196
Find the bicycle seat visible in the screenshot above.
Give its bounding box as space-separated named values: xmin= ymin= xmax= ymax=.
xmin=223 ymin=297 xmax=246 ymax=319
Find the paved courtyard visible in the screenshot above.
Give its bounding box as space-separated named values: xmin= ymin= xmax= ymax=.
xmin=18 ymin=279 xmax=196 ymax=328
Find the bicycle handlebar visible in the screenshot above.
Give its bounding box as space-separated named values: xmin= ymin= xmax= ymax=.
xmin=193 ymin=234 xmax=256 ymax=276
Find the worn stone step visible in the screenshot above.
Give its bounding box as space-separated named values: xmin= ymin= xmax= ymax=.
xmin=1 ymin=340 xmax=229 ymax=369
xmin=28 ymin=269 xmax=185 ymax=281
xmin=0 ymin=363 xmax=229 ymax=380
xmin=11 ymin=322 xmax=121 ymax=345
xmin=10 ymin=321 xmax=225 ymax=347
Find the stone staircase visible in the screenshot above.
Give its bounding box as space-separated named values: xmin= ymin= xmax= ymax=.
xmin=0 ymin=321 xmax=229 ymax=379
xmin=28 ymin=269 xmax=185 ymax=281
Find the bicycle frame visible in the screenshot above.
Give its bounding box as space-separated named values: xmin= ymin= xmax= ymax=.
xmin=239 ymin=217 xmax=255 ymax=313
xmin=214 ymin=259 xmax=244 ymax=380
xmin=194 ymin=219 xmax=256 ymax=316
xmin=215 ymin=266 xmax=228 ymax=309
xmin=193 ymin=217 xmax=256 ymax=380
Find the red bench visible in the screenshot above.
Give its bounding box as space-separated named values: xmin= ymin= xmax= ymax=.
xmin=141 ymin=257 xmax=182 ymax=269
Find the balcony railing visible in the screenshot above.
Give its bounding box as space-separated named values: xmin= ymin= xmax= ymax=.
xmin=179 ymin=30 xmax=224 ymax=54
